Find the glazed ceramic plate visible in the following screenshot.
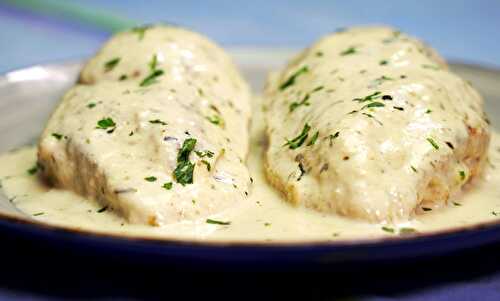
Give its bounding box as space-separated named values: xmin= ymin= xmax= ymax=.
xmin=1 ymin=49 xmax=500 ymax=266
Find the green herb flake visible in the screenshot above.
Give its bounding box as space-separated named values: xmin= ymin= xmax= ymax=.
xmin=177 ymin=138 xmax=197 ymax=163
xmin=195 ymin=150 xmax=214 ymax=158
xmin=144 ymin=176 xmax=157 ymax=182
xmin=149 ymin=119 xmax=167 ymax=125
xmin=33 ymin=212 xmax=44 ymax=216
xmin=426 ymin=109 xmax=432 ymax=114
xmin=340 ymin=46 xmax=357 ymax=56
xmin=307 ymin=131 xmax=319 ymax=146
xmin=264 ymin=222 xmax=271 ymax=227
xmin=382 ymin=226 xmax=395 ymax=233
xmin=206 ymin=115 xmax=225 ymax=127
xmin=422 ymin=207 xmax=433 ymax=212
xmin=362 ymin=101 xmax=385 ymax=109
xmin=399 ymin=227 xmax=417 ymax=235
xmin=104 ymin=57 xmax=120 ymax=72
xmin=453 ymin=202 xmax=462 ymax=207
xmin=119 ymin=74 xmax=128 ymax=81
xmin=283 ymin=123 xmax=311 ymax=149
xmin=327 ymin=131 xmax=340 ymax=146
xmin=206 ymin=218 xmax=231 ymax=225
xmin=379 ymin=60 xmax=388 ymax=65
xmin=173 ymin=161 xmax=194 ymax=186
xmin=140 ymin=69 xmax=164 ymax=87
xmin=162 ymin=182 xmax=173 ymax=190
xmin=422 ymin=64 xmax=440 ymax=70
xmin=201 ymin=160 xmax=211 ymax=171
xmin=149 ymin=54 xmax=158 ymax=71
xmin=459 ymin=170 xmax=466 ymax=181
xmin=27 ymin=164 xmax=39 ymax=175
xmin=173 ymin=138 xmax=197 ymax=185
xmin=131 ymin=25 xmax=150 ymax=40
xmin=426 ymin=137 xmax=439 ymax=150
xmin=279 ymin=66 xmax=309 ymax=91
xmin=97 ymin=206 xmax=108 ymax=213
xmin=492 ymin=211 xmax=500 ymax=216
xmin=411 ymin=166 xmax=417 ymax=173
xmin=51 ymin=133 xmax=63 ymax=140
xmin=289 ymin=94 xmax=311 ymax=112
xmin=87 ymin=102 xmax=96 ymax=108
xmin=353 ymin=91 xmax=382 ymax=103
xmin=96 ymin=117 xmax=116 ymax=130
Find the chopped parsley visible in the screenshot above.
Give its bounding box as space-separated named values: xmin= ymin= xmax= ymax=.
xmin=177 ymin=138 xmax=196 ymax=162
xmin=206 ymin=218 xmax=231 ymax=225
xmin=328 ymin=131 xmax=340 ymax=146
xmin=119 ymin=74 xmax=128 ymax=81
xmin=27 ymin=163 xmax=40 ymax=175
xmin=452 ymin=202 xmax=462 ymax=207
xmin=426 ymin=109 xmax=432 ymax=114
xmin=340 ymin=46 xmax=357 ymax=56
xmin=362 ymin=101 xmax=385 ymax=109
xmin=195 ymin=150 xmax=214 ymax=158
xmin=353 ymin=91 xmax=382 ymax=103
xmin=162 ymin=182 xmax=173 ymax=190
xmin=426 ymin=137 xmax=439 ymax=150
xmin=411 ymin=165 xmax=417 ymax=173
xmin=149 ymin=54 xmax=158 ymax=71
xmin=33 ymin=212 xmax=44 ymax=216
xmin=399 ymin=227 xmax=417 ymax=235
xmin=173 ymin=138 xmax=197 ymax=185
xmin=289 ymin=86 xmax=324 ymax=112
xmin=379 ymin=60 xmax=388 ymax=65
xmin=144 ymin=176 xmax=157 ymax=182
xmin=140 ymin=69 xmax=164 ymax=87
xmin=382 ymin=226 xmax=395 ymax=233
xmin=422 ymin=207 xmax=433 ymax=212
xmin=492 ymin=211 xmax=500 ymax=216
xmin=96 ymin=117 xmax=116 ymax=133
xmin=422 ymin=64 xmax=440 ymax=70
xmin=279 ymin=66 xmax=309 ymax=91
xmin=362 ymin=112 xmax=383 ymax=125
xmin=372 ymin=75 xmax=394 ymax=86
xmin=104 ymin=57 xmax=120 ymax=72
xmin=289 ymin=94 xmax=311 ymax=112
xmin=201 ymin=160 xmax=211 ymax=171
xmin=445 ymin=141 xmax=455 ymax=150
xmin=149 ymin=119 xmax=167 ymax=125
xmin=206 ymin=115 xmax=225 ymax=127
xmin=307 ymin=131 xmax=319 ymax=146
xmin=393 ymin=106 xmax=404 ymax=111
xmin=264 ymin=222 xmax=271 ymax=227
xmin=87 ymin=102 xmax=96 ymax=108
xmin=51 ymin=133 xmax=63 ymax=140
xmin=131 ymin=25 xmax=150 ymax=40
xmin=283 ymin=123 xmax=311 ymax=149
xmin=459 ymin=170 xmax=466 ymax=181
xmin=297 ymin=162 xmax=306 ymax=181
xmin=97 ymin=206 xmax=108 ymax=213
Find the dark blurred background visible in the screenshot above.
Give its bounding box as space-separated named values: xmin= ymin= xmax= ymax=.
xmin=0 ymin=0 xmax=499 ymax=73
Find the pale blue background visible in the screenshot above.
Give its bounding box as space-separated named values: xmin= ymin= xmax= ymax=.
xmin=0 ymin=0 xmax=499 ymax=73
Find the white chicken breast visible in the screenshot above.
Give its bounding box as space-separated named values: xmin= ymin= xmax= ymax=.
xmin=38 ymin=25 xmax=251 ymax=226
xmin=264 ymin=26 xmax=490 ymax=223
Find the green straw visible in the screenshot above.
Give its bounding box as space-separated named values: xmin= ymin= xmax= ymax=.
xmin=3 ymin=0 xmax=137 ymax=33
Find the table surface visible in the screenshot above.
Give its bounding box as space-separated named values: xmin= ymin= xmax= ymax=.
xmin=1 ymin=1 xmax=500 ymax=300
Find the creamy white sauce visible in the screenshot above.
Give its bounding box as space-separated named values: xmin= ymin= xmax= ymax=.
xmin=1 ymin=96 xmax=500 ymax=242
